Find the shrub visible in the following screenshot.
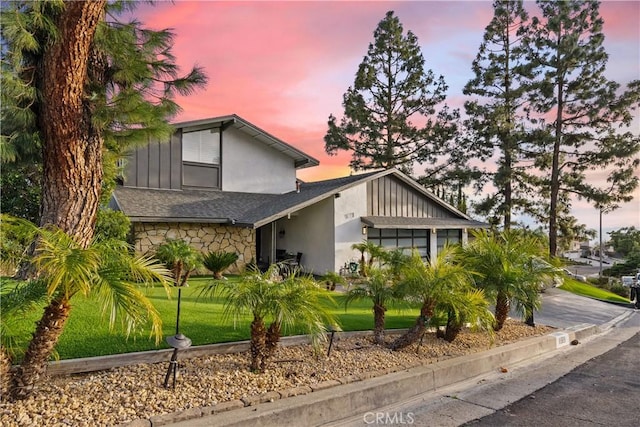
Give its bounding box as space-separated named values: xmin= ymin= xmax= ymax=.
xmin=203 ymin=251 xmax=239 ymax=279
xmin=587 ymin=276 xmax=609 ymax=288
xmin=95 ymin=209 xmax=131 ymax=242
xmin=609 ymin=283 xmax=631 ymax=299
xmin=322 ymin=271 xmax=347 ymax=290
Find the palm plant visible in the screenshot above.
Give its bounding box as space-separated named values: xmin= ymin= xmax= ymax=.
xmin=154 ymin=239 xmax=201 ymax=287
xmin=200 ymin=264 xmax=336 ymax=373
xmin=202 ymin=251 xmax=239 ymax=279
xmin=5 ymin=219 xmax=172 ymax=400
xmin=461 ymin=229 xmax=556 ymax=331
xmin=516 ymin=257 xmax=559 ymax=327
xmin=391 ymin=246 xmax=474 ymax=351
xmin=351 ymin=241 xmax=369 ymax=277
xmin=322 ymin=270 xmax=347 ymax=291
xmin=344 ymin=267 xmax=399 ymax=345
xmin=381 ymin=248 xmax=411 ymax=281
xmin=351 ymin=241 xmax=386 ymax=277
xmin=437 ymin=289 xmax=494 ymax=343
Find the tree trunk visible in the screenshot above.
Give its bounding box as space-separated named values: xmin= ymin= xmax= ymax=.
xmin=11 ymin=296 xmax=72 ymax=400
xmin=372 ymin=303 xmax=386 ymax=345
xmin=494 ymin=291 xmax=510 ymax=331
xmin=391 ymin=302 xmax=433 ymax=351
xmin=444 ymin=310 xmax=462 ymax=342
xmin=0 ymin=346 xmax=11 ymax=401
xmin=249 ymin=317 xmax=266 ymax=373
xmin=38 ymin=0 xmax=107 ymax=247
xmin=265 ymin=321 xmax=282 ymax=370
xmin=359 ymin=252 xmax=367 ymax=277
xmin=525 ymin=313 xmax=535 ymax=327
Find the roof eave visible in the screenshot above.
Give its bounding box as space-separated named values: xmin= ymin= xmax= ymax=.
xmin=173 ymin=114 xmax=319 ymax=170
xmin=252 ymin=170 xmax=391 ymax=228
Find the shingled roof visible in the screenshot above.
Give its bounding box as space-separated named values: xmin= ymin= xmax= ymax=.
xmin=112 ymin=169 xmax=487 ymax=229
xmin=111 ymin=170 xmax=383 ymax=228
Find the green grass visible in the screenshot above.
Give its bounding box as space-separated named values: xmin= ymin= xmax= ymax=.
xmin=6 ymin=277 xmax=419 ymax=360
xmin=7 ymin=274 xmax=629 ymax=361
xmin=559 ymin=278 xmax=631 ymax=303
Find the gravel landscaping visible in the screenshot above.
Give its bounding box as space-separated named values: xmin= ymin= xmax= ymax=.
xmin=1 ymin=319 xmax=554 ymax=426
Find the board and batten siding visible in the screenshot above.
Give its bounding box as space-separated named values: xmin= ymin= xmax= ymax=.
xmin=124 ymin=132 xmax=182 ymax=190
xmin=367 ymin=175 xmax=452 ymax=218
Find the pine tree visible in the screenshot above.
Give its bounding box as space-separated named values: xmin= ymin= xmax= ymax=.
xmin=463 ymin=0 xmax=533 ymax=230
xmin=1 ymin=1 xmax=207 ymax=244
xmin=324 ymin=10 xmax=459 ymax=179
xmin=0 ymin=0 xmax=206 ymax=399
xmin=522 ymin=0 xmax=639 ymax=256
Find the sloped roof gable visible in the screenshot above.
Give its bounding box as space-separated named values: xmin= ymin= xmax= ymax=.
xmin=112 ymin=168 xmax=487 ymax=229
xmin=175 ymin=114 xmax=319 ymax=169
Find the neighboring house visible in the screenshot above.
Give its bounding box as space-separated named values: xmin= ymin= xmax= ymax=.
xmin=110 ymin=114 xmax=487 ymax=274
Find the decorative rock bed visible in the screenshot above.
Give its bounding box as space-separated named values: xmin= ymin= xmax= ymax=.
xmin=0 ymin=320 xmax=553 ymax=426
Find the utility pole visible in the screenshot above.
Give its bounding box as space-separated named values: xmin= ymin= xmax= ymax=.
xmin=599 ymin=208 xmax=603 ymax=277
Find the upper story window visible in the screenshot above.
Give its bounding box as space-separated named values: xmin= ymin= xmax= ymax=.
xmin=182 ymin=128 xmax=220 ymax=164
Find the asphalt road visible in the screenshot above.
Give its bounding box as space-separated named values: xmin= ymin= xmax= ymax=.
xmin=465 ymin=316 xmax=640 ymax=427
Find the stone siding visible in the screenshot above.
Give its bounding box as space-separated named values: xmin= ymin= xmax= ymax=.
xmin=133 ymin=222 xmax=255 ymax=274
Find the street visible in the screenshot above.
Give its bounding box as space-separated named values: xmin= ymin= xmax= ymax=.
xmin=465 ymin=316 xmax=640 ymax=426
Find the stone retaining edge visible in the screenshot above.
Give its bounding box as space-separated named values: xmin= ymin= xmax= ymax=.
xmin=46 ymin=329 xmax=387 ymax=376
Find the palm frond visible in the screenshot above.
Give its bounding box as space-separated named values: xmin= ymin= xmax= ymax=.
xmin=33 ymin=226 xmax=100 ymax=298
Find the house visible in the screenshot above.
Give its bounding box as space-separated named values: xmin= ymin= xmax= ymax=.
xmin=110 ymin=114 xmax=488 ymax=274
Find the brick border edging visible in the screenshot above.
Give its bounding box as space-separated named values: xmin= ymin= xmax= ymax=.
xmin=116 ymin=325 xmax=596 ymax=427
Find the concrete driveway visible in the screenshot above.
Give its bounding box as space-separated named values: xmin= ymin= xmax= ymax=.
xmin=532 ymin=287 xmax=630 ymax=329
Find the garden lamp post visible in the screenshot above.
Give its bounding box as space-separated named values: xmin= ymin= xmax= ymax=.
xmin=163 ymin=285 xmax=192 ymax=389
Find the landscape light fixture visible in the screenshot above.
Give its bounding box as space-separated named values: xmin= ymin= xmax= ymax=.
xmin=163 ymin=333 xmax=192 ymax=389
xmin=163 ymin=285 xmax=192 ymax=389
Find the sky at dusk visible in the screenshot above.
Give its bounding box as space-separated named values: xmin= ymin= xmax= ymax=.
xmin=132 ymin=0 xmax=639 ymax=238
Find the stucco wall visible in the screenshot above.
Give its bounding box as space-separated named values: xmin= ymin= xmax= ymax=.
xmin=334 ymin=184 xmax=369 ymax=273
xmin=222 ymin=127 xmax=296 ymax=194
xmin=274 ymin=197 xmax=335 ymax=275
xmin=133 ymin=222 xmax=255 ymax=274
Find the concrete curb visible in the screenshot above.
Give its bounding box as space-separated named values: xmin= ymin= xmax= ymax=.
xmin=46 ymin=329 xmax=385 ymax=376
xmin=118 ymin=324 xmax=599 ymax=427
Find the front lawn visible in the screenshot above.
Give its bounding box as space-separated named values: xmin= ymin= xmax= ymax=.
xmin=7 ymin=276 xmax=419 ymax=360
xmin=14 ymin=275 xmax=626 ymax=361
xmin=559 ymin=278 xmax=631 ymax=303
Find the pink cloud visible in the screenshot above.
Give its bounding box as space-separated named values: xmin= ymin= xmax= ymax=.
xmin=599 ymin=1 xmax=640 ymax=40
xmin=128 ymin=1 xmax=638 ymax=231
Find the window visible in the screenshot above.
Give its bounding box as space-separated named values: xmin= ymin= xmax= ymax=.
xmin=437 ymin=229 xmax=461 ymax=252
xmin=367 ymin=228 xmax=429 ymax=260
xmin=182 ymin=129 xmax=220 ymax=164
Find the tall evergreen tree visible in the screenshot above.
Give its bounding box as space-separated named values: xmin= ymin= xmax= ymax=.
xmin=522 ymin=0 xmax=640 ymax=256
xmin=463 ymin=0 xmax=533 ymax=230
xmin=324 ymin=10 xmax=459 ymax=180
xmin=1 ymin=0 xmax=207 ymax=245
xmin=0 ymin=0 xmax=206 ymax=399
